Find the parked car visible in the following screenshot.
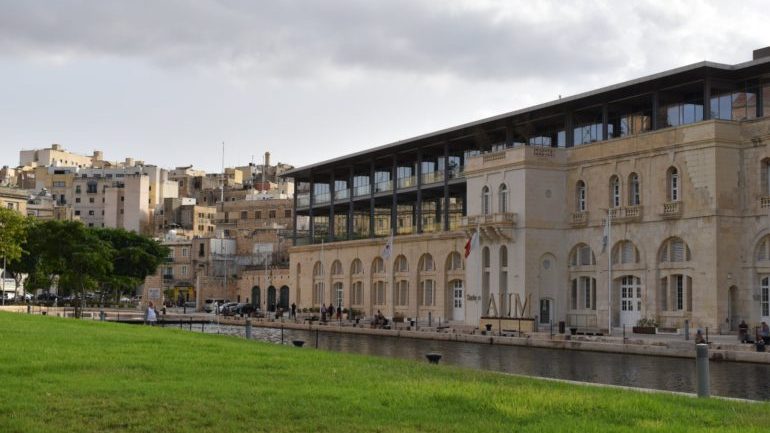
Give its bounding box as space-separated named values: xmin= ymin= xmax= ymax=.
xmin=218 ymin=302 xmax=239 ymax=315
xmin=15 ymin=293 xmax=33 ymax=302
xmin=204 ymin=298 xmax=226 ymax=313
xmin=234 ymin=303 xmax=256 ymax=316
xmin=37 ymin=292 xmax=59 ymax=302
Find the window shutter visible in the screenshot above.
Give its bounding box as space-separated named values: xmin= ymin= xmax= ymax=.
xmin=671 ymin=239 xmax=684 ymax=262
xmin=622 ymin=241 xmax=634 ymax=263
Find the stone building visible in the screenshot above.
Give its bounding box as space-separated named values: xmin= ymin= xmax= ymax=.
xmin=286 ymin=47 xmax=770 ymax=332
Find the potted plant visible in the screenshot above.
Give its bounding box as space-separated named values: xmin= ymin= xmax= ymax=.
xmin=633 ymin=317 xmax=658 ymax=334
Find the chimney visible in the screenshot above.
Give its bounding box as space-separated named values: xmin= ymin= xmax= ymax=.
xmin=753 ymin=46 xmax=770 ymax=60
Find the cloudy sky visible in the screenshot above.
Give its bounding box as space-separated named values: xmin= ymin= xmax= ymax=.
xmin=0 ymin=0 xmax=768 ymax=172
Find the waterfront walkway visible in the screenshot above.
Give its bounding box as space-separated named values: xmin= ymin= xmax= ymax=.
xmin=2 ymin=305 xmax=768 ymax=364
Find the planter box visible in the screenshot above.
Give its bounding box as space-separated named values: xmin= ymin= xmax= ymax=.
xmin=632 ymin=326 xmax=656 ymax=334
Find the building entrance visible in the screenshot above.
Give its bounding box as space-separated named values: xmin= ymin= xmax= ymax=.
xmin=451 ymin=280 xmax=464 ymax=321
xmin=619 ymin=276 xmax=641 ymax=327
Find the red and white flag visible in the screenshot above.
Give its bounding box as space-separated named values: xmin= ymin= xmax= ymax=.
xmin=464 ymin=230 xmax=479 ymax=258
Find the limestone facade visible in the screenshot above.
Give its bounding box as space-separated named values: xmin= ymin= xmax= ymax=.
xmin=464 ymin=118 xmax=770 ymax=332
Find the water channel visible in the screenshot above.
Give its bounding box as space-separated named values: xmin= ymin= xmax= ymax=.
xmin=175 ymin=323 xmax=770 ymax=401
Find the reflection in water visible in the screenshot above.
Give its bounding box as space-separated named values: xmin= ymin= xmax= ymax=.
xmin=185 ymin=324 xmax=770 ymax=401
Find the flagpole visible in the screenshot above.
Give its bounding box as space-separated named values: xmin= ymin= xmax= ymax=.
xmin=607 ymin=210 xmax=612 ymax=336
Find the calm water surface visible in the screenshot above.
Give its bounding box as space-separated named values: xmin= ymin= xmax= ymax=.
xmin=178 ymin=323 xmax=770 ymax=401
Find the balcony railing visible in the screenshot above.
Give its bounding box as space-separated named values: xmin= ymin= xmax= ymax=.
xmin=353 ymin=184 xmax=371 ymax=197
xmin=607 ymin=205 xmax=643 ymax=223
xmin=315 ymin=192 xmax=331 ymax=205
xmin=448 ymin=166 xmax=465 ymax=180
xmin=374 ymin=180 xmax=392 ymax=193
xmin=297 ymin=193 xmax=310 ymax=207
xmin=162 ymin=274 xmax=174 ymax=280
xmin=571 ymin=211 xmax=588 ymax=226
xmin=661 ymin=201 xmax=682 ymax=218
xmin=761 ymin=196 xmax=770 ymax=208
xmin=464 ymin=212 xmax=518 ymax=227
xmin=335 ymin=188 xmax=349 ymax=201
xmin=421 ymin=170 xmax=444 ymax=185
xmin=397 ymin=176 xmax=416 ymax=189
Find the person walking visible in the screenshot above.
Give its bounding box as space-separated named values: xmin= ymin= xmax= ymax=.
xmin=145 ymin=301 xmax=158 ymax=326
xmin=321 ymin=304 xmax=327 ymax=323
xmin=291 ymin=302 xmax=297 ymax=319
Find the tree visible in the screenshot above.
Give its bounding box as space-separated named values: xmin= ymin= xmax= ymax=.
xmin=0 ymin=207 xmax=29 ymax=303
xmin=93 ymin=228 xmax=169 ymax=302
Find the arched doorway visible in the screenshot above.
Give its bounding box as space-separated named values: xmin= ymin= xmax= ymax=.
xmin=279 ymin=286 xmax=290 ymax=310
xmin=267 ymin=286 xmax=276 ymax=312
xmin=251 ymin=286 xmax=261 ymax=310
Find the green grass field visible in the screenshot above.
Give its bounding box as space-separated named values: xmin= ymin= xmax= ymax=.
xmin=0 ymin=312 xmax=768 ymax=433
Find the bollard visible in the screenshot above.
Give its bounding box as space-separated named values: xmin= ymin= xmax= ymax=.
xmin=189 ymin=317 xmax=192 ymax=331
xmin=685 ymin=319 xmax=690 ymax=341
xmin=27 ymin=304 xmax=31 ymax=314
xmin=426 ymin=353 xmax=442 ymax=364
xmin=696 ymin=343 xmax=710 ymax=398
xmin=245 ymin=319 xmax=252 ymax=340
xmin=281 ymin=323 xmax=284 ymax=344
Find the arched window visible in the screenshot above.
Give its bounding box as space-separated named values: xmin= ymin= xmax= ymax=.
xmin=419 ymin=254 xmax=434 ymax=272
xmin=498 ymin=184 xmax=508 ymax=213
xmin=628 ymin=173 xmax=640 ymax=206
xmin=757 ymin=235 xmax=770 ymax=262
xmin=659 ymin=237 xmax=691 ymax=263
xmin=371 ymin=257 xmax=385 ymax=274
xmin=609 ymin=175 xmax=620 ymax=208
xmin=395 ymin=255 xmax=408 ymax=273
xmin=482 ymin=186 xmax=491 ymax=215
xmin=313 ymin=261 xmax=324 ymax=277
xmin=569 ymin=243 xmax=595 ymax=266
xmin=446 ymin=252 xmax=463 ymax=271
xmin=576 ymin=181 xmax=586 ymax=211
xmin=667 ymin=167 xmax=680 ymax=202
xmin=612 ymin=240 xmax=639 ymax=264
xmin=350 ymin=259 xmax=363 ymax=275
xmin=331 ymin=260 xmax=343 ymax=276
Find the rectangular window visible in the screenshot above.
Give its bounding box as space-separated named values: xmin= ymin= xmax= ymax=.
xmin=269 ymin=210 xmax=276 ymax=218
xmin=660 ymin=277 xmax=668 ymax=311
xmin=284 ymin=209 xmax=292 ymax=218
xmin=675 ymin=275 xmax=684 ymax=311
xmin=583 ymin=277 xmax=592 ymax=309
xmin=75 ymin=198 xmax=81 ymax=203
xmin=762 ymin=280 xmax=769 ymax=317
xmin=241 ymin=211 xmax=248 ymax=219
xmin=571 ymin=279 xmax=578 ymax=310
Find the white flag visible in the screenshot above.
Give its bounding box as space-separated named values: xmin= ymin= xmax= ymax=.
xmin=381 ymin=234 xmax=393 ymax=259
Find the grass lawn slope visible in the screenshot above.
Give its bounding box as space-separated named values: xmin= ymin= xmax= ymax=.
xmin=0 ymin=313 xmax=767 ymax=433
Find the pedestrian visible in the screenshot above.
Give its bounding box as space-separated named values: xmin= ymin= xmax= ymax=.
xmin=321 ymin=304 xmax=327 ymax=323
xmin=145 ymin=301 xmax=158 ymax=326
xmin=695 ymin=328 xmax=706 ymax=344
xmin=760 ymin=321 xmax=770 ymax=344
xmin=336 ymin=305 xmax=342 ymax=321
xmin=739 ymin=320 xmax=749 ymax=343
xmin=328 ymin=304 xmax=335 ymax=319
xmin=291 ymin=302 xmax=297 ymax=319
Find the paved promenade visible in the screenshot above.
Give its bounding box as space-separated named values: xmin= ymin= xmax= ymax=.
xmin=3 ymin=305 xmax=769 ymax=364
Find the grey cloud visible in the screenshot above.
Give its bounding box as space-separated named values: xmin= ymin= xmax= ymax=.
xmin=0 ymin=0 xmax=685 ymax=82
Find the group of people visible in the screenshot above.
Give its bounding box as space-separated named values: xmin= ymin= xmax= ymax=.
xmin=371 ymin=310 xmax=388 ymax=329
xmin=737 ymin=320 xmax=770 ymax=344
xmin=320 ymin=304 xmax=342 ymax=322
